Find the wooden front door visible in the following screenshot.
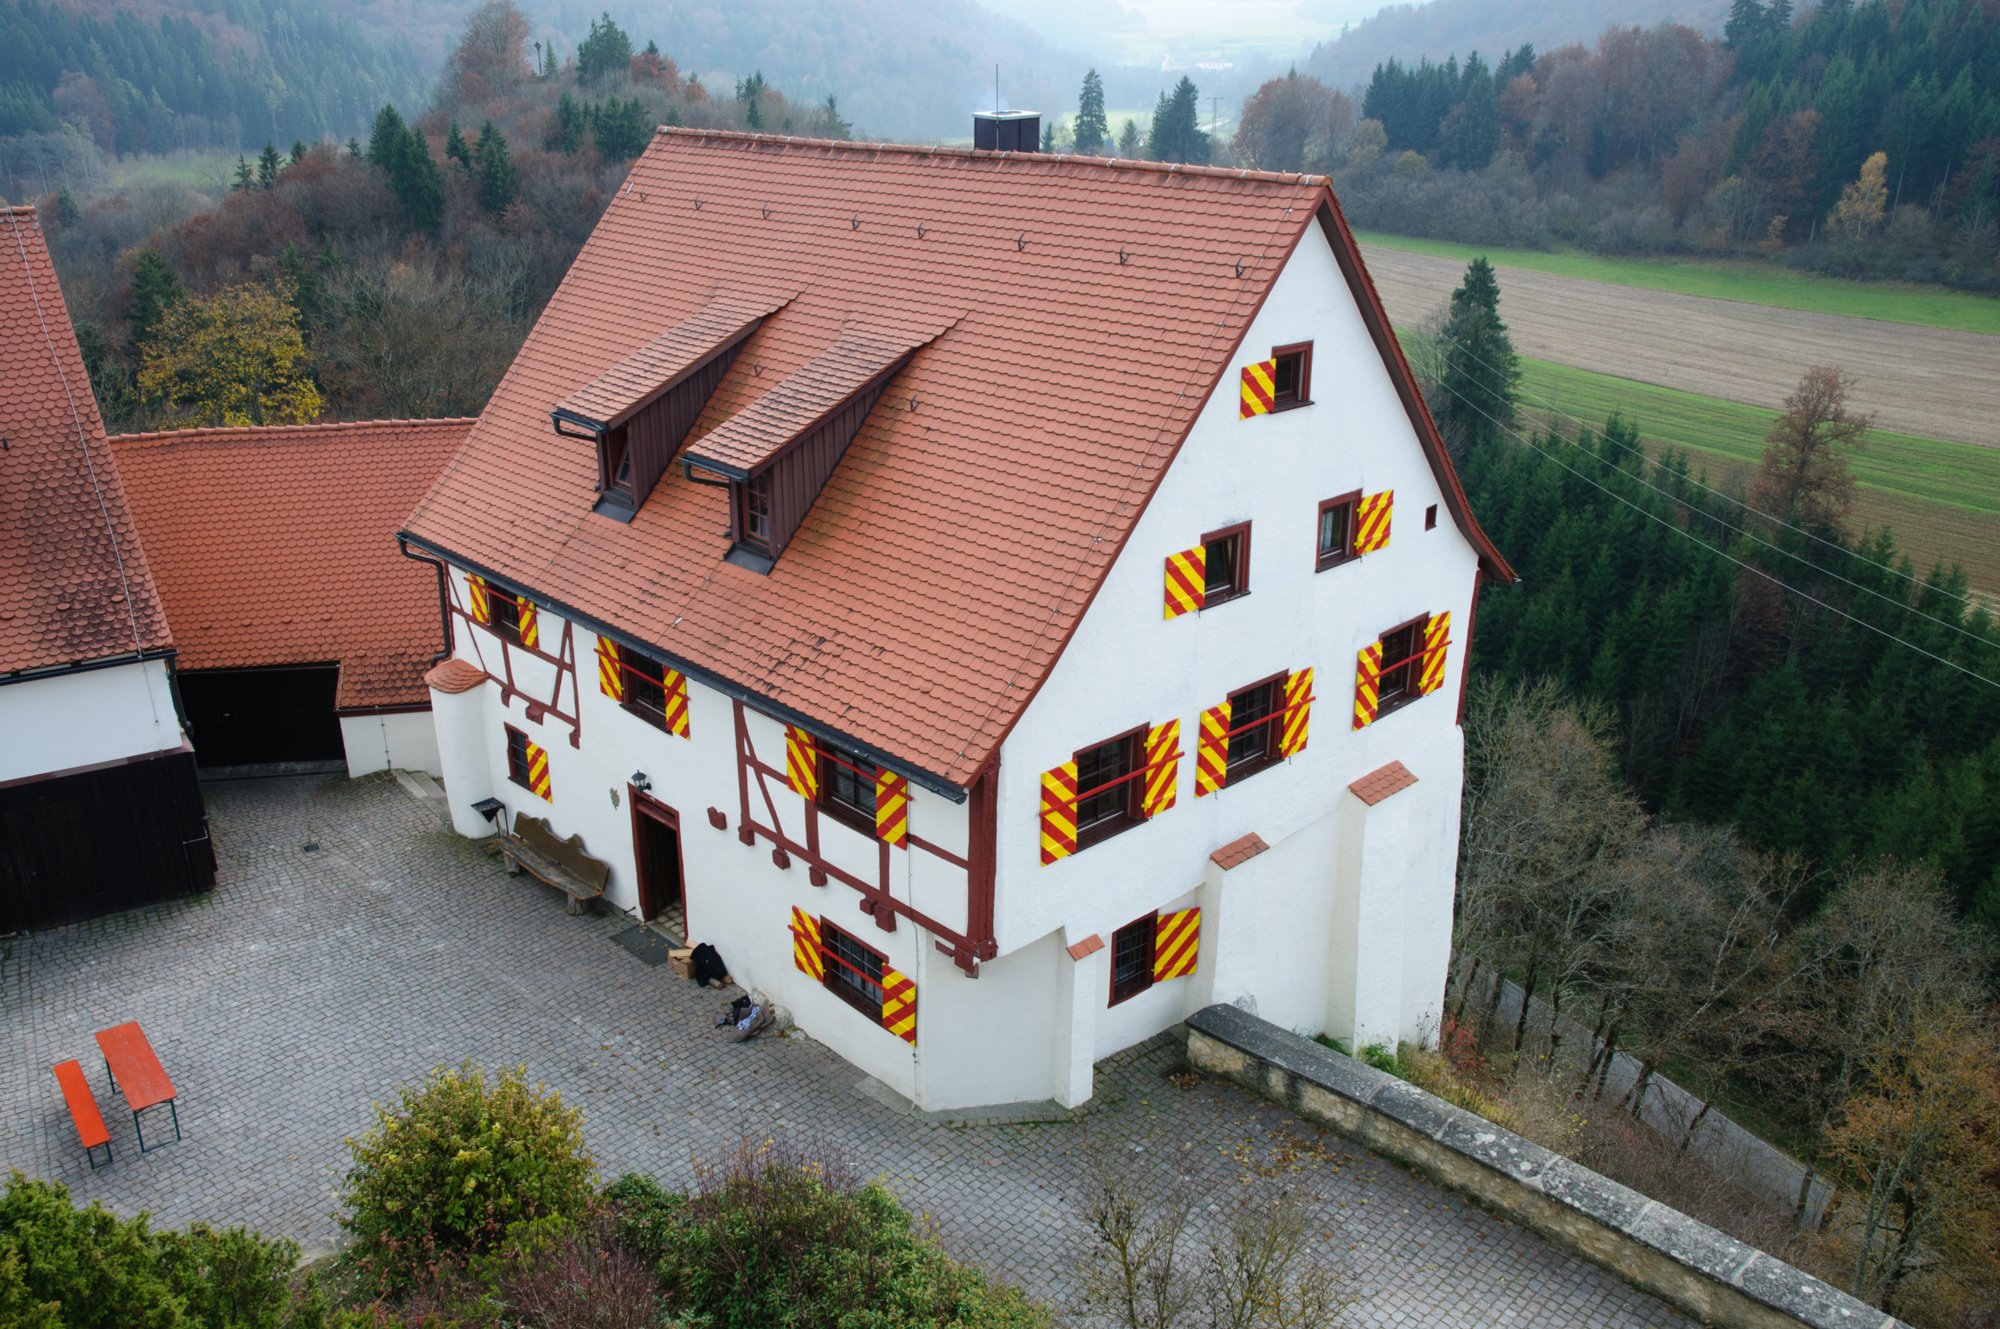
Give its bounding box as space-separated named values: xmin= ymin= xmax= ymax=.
xmin=630 ymin=791 xmax=685 ymax=926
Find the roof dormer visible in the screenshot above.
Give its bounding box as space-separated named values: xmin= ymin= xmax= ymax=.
xmin=682 ymin=323 xmax=943 ymax=571
xmin=553 ymin=291 xmax=792 ymax=521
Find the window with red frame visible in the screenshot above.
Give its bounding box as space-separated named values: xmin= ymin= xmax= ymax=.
xmin=819 ymin=918 xmax=886 ymax=1016
xmin=817 ymin=738 xmax=878 ymax=831
xmin=619 ymin=651 xmax=670 ymax=729
xmin=1270 ymin=342 xmax=1312 ymax=409
xmin=487 ymin=586 xmax=526 ymax=643
xmin=1224 ymin=674 xmax=1284 ymax=779
xmin=1111 ymin=913 xmax=1157 ymax=1005
xmin=1073 ymin=727 xmax=1144 ymax=848
xmin=1202 ymin=522 xmax=1250 ymax=605
xmin=1316 ymin=491 xmax=1360 ymax=570
xmin=504 ymin=726 xmax=534 ymax=789
xmin=1377 ymin=616 xmax=1428 ymax=711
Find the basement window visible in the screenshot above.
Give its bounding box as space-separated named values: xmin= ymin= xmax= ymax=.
xmin=1202 ymin=522 xmax=1250 ymax=606
xmin=1270 ymin=341 xmax=1312 ymax=410
xmin=820 ymin=918 xmax=887 ymax=1017
xmin=1110 ymin=913 xmax=1157 ymax=1006
xmin=1316 ymin=491 xmax=1361 ymax=571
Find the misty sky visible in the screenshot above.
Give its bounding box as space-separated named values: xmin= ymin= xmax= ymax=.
xmin=1091 ymin=0 xmax=1379 ymax=65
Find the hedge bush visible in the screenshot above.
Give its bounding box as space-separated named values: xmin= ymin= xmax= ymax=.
xmin=0 ymin=1172 xmax=338 ymax=1328
xmin=338 ymin=1062 xmax=596 ymax=1295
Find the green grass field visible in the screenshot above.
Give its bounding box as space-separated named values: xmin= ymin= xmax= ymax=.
xmin=1358 ymin=230 xmax=2000 ymax=336
xmin=1512 ymin=354 xmax=2000 ymax=595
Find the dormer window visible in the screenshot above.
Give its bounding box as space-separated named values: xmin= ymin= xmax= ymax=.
xmin=552 ymin=291 xmax=792 ymax=521
xmin=682 ymin=322 xmax=946 ymax=570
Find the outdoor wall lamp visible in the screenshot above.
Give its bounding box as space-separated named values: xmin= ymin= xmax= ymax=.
xmin=630 ymin=772 xmax=652 ymax=793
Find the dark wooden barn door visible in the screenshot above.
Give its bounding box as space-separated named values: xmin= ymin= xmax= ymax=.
xmin=179 ymin=665 xmax=343 ymax=767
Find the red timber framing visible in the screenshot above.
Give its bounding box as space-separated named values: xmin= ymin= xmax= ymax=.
xmin=733 ymin=700 xmax=996 ymax=975
xmin=443 ymin=570 xmax=585 ymax=747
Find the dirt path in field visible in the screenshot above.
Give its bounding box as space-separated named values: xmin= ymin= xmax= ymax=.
xmin=1361 ymin=245 xmax=2000 ymax=449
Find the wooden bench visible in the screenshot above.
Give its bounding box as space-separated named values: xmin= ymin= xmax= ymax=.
xmin=52 ymin=1060 xmax=112 ymax=1170
xmin=500 ymin=813 xmax=609 ymax=915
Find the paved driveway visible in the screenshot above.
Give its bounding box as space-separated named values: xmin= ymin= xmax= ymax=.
xmin=0 ymin=773 xmax=1682 ymax=1326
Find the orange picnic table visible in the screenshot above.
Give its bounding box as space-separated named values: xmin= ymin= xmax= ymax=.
xmin=95 ymin=1021 xmax=181 ymax=1153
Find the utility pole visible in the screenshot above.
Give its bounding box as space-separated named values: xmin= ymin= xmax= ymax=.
xmin=1211 ymin=96 xmax=1219 ymax=135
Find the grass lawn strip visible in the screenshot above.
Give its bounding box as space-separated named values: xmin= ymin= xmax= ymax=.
xmin=1358 ymin=230 xmax=2000 ymax=336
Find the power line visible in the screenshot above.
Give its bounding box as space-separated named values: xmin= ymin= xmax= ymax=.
xmin=1413 ymin=327 xmax=1989 ymax=614
xmin=1421 ymin=372 xmax=2000 ymax=692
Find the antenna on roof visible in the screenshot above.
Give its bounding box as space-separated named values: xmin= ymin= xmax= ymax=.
xmin=995 ymin=65 xmax=1000 ymax=114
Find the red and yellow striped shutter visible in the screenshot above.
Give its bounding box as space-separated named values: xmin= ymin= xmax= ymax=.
xmin=662 ymin=669 xmax=691 ymax=738
xmin=1163 ymin=545 xmax=1206 ymax=619
xmin=1419 ymin=612 xmax=1451 ymax=695
xmin=523 ymin=736 xmax=553 ymax=800
xmin=1353 ymin=642 xmax=1382 ymax=730
xmin=467 ymin=574 xmax=491 ymax=625
xmin=1353 ymin=490 xmax=1393 ymax=555
xmin=1153 ymin=907 xmax=1200 ymax=981
xmin=517 ymin=598 xmax=540 ymax=649
xmin=1239 ymin=360 xmax=1278 ymax=418
xmin=1278 ymin=668 xmax=1314 ymax=758
xmin=1140 ymin=720 xmax=1180 ymax=817
xmin=784 ymin=726 xmax=819 ymax=799
xmin=875 ymin=768 xmax=909 ymax=847
xmin=1195 ymin=702 xmax=1230 ymax=797
xmin=790 ymin=907 xmax=823 ymax=980
xmin=596 ymin=637 xmax=624 ymax=700
xmin=1039 ymin=761 xmax=1078 ymax=864
xmin=880 ymin=967 xmax=917 ymax=1044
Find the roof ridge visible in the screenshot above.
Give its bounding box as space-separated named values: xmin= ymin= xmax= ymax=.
xmin=112 ymin=418 xmax=479 ymax=446
xmin=653 ymin=127 xmax=1332 ymax=189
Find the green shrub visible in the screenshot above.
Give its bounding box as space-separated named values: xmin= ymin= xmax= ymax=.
xmin=0 ymin=1172 xmax=332 ymax=1328
xmin=1359 ymin=1043 xmax=1404 ymax=1077
xmin=339 ymin=1063 xmax=597 ymax=1295
xmin=649 ymin=1140 xmax=1051 ymax=1328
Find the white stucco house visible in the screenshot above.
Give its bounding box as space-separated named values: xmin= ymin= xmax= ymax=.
xmin=0 ymin=205 xmax=213 ymax=932
xmin=401 ymin=124 xmax=1515 ymax=1111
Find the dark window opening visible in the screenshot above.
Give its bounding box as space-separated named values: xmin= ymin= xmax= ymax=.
xmin=600 ymin=425 xmax=633 ymax=496
xmin=1111 ymin=913 xmax=1157 ymax=1005
xmin=818 ymin=739 xmax=878 ymax=833
xmin=737 ymin=471 xmax=774 ymax=553
xmin=1425 ymin=503 xmax=1439 ymax=531
xmin=1074 ymin=728 xmax=1144 ymax=849
xmin=1202 ymin=522 xmax=1250 ymax=606
xmin=620 ymin=651 xmax=670 ymax=729
xmin=1225 ymin=675 xmax=1284 ymax=780
xmin=1316 ymin=491 xmax=1360 ymax=571
xmin=1270 ymin=341 xmax=1312 ymax=409
xmin=504 ymin=725 xmax=534 ymax=789
xmin=821 ymin=919 xmax=886 ymax=1016
xmin=487 ymin=586 xmax=525 ymax=643
xmin=1378 ymin=617 xmax=1427 ymax=711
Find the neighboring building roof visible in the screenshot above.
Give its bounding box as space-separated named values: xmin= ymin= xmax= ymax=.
xmin=0 ymin=205 xmax=174 ymax=677
xmin=403 ymin=131 xmax=1511 ymax=791
xmin=111 ymin=419 xmax=475 ymax=710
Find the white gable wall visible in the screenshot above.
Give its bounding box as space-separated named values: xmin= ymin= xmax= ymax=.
xmin=994 ymin=218 xmax=1479 ymax=1067
xmin=0 ymin=658 xmax=186 ymax=782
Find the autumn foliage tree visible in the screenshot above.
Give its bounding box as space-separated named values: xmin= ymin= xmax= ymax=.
xmin=1233 ymin=71 xmax=1354 ymax=174
xmin=1750 ymin=365 xmax=1871 ymax=541
xmin=138 ymin=283 xmax=322 ymax=428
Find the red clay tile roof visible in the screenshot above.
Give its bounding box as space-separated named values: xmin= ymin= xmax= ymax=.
xmin=1349 ymin=760 xmax=1419 ymax=806
xmin=684 ymin=321 xmax=949 ymax=478
xmin=1066 ymin=933 xmax=1104 ymax=961
xmin=557 ymin=291 xmax=791 ymax=431
xmin=0 ymin=206 xmax=174 ymax=676
xmin=110 ymin=419 xmax=474 ymax=709
xmin=1210 ymin=832 xmax=1271 ymax=870
xmin=403 ymin=132 xmax=1509 ymax=790
xmin=424 ymin=657 xmax=487 ymax=694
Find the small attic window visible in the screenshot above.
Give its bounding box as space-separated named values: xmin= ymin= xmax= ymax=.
xmin=736 ymin=471 xmax=774 ymax=554
xmin=1270 ymin=342 xmax=1312 ymax=409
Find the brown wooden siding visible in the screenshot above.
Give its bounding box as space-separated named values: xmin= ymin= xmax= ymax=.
xmin=758 ymin=365 xmax=903 ymax=555
xmin=621 ymin=344 xmax=743 ymax=506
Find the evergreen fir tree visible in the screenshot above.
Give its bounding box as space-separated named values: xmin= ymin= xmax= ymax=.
xmin=232 ymin=155 xmax=253 ymax=191
xmin=256 ymin=140 xmax=282 ymax=188
xmin=367 ymin=104 xmax=407 ymax=169
xmin=593 ymin=96 xmax=651 ymax=160
xmin=549 ymin=92 xmax=587 ymax=153
xmin=472 ymin=120 xmax=518 ymax=212
xmin=126 ymin=249 xmax=183 ymax=353
xmin=445 ymin=119 xmax=471 ymax=167
xmin=290 ymin=140 xmax=308 ymax=165
xmin=1117 ymin=118 xmax=1141 ymax=156
xmin=1148 ymin=76 xmax=1209 ymax=163
xmin=347 ymin=138 xmax=362 ymax=159
xmin=1041 ymin=121 xmax=1056 ymax=152
xmin=1725 ymin=0 xmax=1766 ymax=47
xmin=1436 ymin=257 xmax=1520 ymax=456
xmin=542 ymin=41 xmax=557 ymax=77
xmin=52 ymin=188 xmax=78 ymax=228
xmin=1074 ymin=69 xmax=1108 ymax=155
xmin=576 ymin=12 xmax=633 ymax=84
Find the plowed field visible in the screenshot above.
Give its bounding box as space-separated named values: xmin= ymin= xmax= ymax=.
xmin=1360 ymin=245 xmax=2000 ymax=450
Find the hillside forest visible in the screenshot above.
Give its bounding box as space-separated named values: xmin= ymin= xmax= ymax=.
xmin=1227 ymin=0 xmax=2000 ymax=290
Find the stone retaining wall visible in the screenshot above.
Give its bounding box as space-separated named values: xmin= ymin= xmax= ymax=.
xmin=1185 ymin=1004 xmax=1901 ymax=1329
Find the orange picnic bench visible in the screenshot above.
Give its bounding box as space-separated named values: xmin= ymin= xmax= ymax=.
xmin=95 ymin=1021 xmax=181 ymax=1154
xmin=51 ymin=1059 xmax=112 ymax=1170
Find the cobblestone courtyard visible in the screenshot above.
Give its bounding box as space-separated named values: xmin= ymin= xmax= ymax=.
xmin=0 ymin=773 xmax=1683 ymax=1325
